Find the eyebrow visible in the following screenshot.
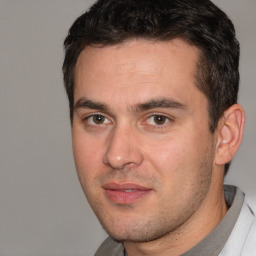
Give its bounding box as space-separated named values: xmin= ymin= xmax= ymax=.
xmin=131 ymin=98 xmax=188 ymax=112
xmin=74 ymin=98 xmax=108 ymax=112
xmin=73 ymin=97 xmax=187 ymax=113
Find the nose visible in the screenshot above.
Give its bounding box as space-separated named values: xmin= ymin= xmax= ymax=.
xmin=102 ymin=125 xmax=144 ymax=170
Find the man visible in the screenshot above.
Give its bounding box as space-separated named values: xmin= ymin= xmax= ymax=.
xmin=62 ymin=0 xmax=256 ymax=255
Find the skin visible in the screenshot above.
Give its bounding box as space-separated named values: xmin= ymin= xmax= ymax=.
xmin=72 ymin=39 xmax=230 ymax=256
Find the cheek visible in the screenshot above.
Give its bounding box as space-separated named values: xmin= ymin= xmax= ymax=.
xmin=72 ymin=132 xmax=105 ymax=184
xmin=143 ymin=131 xmax=209 ymax=193
xmin=144 ymin=135 xmax=188 ymax=174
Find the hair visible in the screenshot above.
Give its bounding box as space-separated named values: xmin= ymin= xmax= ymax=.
xmin=63 ymin=0 xmax=240 ymax=174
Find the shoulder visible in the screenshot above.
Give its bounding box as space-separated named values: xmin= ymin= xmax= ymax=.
xmin=220 ymin=192 xmax=256 ymax=256
xmin=240 ymin=199 xmax=256 ymax=255
xmin=94 ymin=236 xmax=124 ymax=256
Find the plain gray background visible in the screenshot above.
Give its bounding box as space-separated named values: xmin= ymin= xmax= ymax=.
xmin=0 ymin=0 xmax=255 ymax=255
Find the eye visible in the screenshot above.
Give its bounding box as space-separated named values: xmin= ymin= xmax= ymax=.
xmin=87 ymin=114 xmax=111 ymax=125
xmin=146 ymin=115 xmax=170 ymax=126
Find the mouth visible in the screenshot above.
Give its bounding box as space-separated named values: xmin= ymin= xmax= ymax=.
xmin=102 ymin=182 xmax=152 ymax=205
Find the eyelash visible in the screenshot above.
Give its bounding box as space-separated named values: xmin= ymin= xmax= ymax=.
xmin=82 ymin=113 xmax=173 ymax=128
xmin=83 ymin=113 xmax=111 ymax=126
xmin=143 ymin=114 xmax=173 ymax=128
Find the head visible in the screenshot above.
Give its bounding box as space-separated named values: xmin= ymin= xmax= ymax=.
xmin=62 ymin=0 xmax=244 ymax=249
xmin=63 ymin=0 xmax=240 ymax=174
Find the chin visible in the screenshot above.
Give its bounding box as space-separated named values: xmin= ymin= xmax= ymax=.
xmin=105 ymin=228 xmax=173 ymax=243
xmin=99 ymin=216 xmax=175 ymax=243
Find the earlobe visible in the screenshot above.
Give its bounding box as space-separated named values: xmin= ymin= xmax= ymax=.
xmin=215 ymin=104 xmax=245 ymax=166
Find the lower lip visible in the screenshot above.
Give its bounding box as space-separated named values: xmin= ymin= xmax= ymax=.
xmin=104 ymin=189 xmax=151 ymax=204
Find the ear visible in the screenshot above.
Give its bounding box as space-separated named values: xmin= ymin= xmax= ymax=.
xmin=214 ymin=104 xmax=245 ymax=166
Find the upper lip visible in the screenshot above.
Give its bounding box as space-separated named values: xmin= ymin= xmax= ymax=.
xmin=102 ymin=182 xmax=151 ymax=191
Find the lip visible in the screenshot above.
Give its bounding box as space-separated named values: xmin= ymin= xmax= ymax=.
xmin=103 ymin=182 xmax=152 ymax=205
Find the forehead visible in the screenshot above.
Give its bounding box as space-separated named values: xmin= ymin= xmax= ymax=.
xmin=74 ymin=39 xmax=203 ymax=107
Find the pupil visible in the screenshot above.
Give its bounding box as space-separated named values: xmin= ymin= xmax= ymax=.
xmin=93 ymin=115 xmax=104 ymax=124
xmin=154 ymin=115 xmax=166 ymax=124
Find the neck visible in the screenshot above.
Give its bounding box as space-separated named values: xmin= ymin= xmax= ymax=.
xmin=124 ymin=173 xmax=228 ymax=256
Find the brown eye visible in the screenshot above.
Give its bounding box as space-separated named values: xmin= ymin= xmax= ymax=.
xmin=146 ymin=115 xmax=169 ymax=126
xmin=153 ymin=115 xmax=167 ymax=125
xmin=92 ymin=115 xmax=105 ymax=124
xmin=86 ymin=114 xmax=111 ymax=125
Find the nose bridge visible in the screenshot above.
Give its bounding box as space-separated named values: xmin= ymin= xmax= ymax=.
xmin=102 ymin=123 xmax=143 ymax=169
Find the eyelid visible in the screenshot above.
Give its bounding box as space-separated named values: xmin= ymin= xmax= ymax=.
xmin=81 ymin=111 xmax=107 ymax=119
xmin=82 ymin=112 xmax=112 ymax=125
xmin=80 ymin=111 xmax=174 ymax=128
xmin=143 ymin=113 xmax=174 ymax=126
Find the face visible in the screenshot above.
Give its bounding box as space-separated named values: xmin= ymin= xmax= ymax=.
xmin=72 ymin=39 xmax=217 ymax=242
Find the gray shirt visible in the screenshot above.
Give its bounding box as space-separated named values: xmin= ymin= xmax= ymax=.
xmin=95 ymin=185 xmax=244 ymax=256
